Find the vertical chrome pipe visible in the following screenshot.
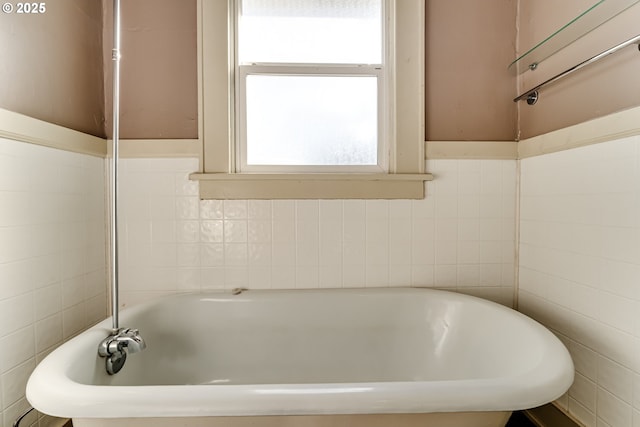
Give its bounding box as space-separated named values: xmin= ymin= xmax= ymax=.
xmin=110 ymin=0 xmax=121 ymax=331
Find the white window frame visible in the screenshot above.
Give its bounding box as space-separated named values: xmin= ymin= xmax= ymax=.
xmin=235 ymin=0 xmax=389 ymax=174
xmin=194 ymin=0 xmax=431 ymax=199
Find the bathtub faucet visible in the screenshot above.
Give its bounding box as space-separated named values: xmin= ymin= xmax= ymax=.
xmin=98 ymin=328 xmax=146 ymax=375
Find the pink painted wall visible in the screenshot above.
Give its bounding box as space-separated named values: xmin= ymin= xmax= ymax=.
xmin=5 ymin=1 xmax=638 ymax=143
xmin=0 ymin=0 xmax=105 ymax=137
xmin=425 ymin=0 xmax=518 ymax=141
xmin=102 ymin=0 xmax=198 ymax=139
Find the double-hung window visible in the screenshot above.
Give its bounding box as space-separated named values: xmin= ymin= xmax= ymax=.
xmin=236 ymin=0 xmax=386 ymax=173
xmin=195 ymin=0 xmax=430 ymax=199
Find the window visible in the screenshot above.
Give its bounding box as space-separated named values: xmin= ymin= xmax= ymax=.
xmin=237 ymin=0 xmax=385 ymax=172
xmin=195 ymin=0 xmax=431 ymax=199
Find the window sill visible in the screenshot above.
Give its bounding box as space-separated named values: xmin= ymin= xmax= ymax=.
xmin=189 ymin=173 xmax=433 ymax=200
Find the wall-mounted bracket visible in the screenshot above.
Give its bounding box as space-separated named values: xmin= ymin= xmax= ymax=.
xmin=526 ymin=91 xmax=539 ymax=105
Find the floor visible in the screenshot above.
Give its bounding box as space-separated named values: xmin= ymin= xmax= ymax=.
xmin=506 ymin=411 xmax=537 ymax=427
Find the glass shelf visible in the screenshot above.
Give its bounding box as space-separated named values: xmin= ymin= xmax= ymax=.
xmin=510 ymin=0 xmax=640 ymax=74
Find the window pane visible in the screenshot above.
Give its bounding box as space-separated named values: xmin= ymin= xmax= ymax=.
xmin=239 ymin=0 xmax=382 ymax=64
xmin=245 ymin=75 xmax=378 ymax=167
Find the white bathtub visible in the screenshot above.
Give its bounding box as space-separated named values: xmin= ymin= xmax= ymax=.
xmin=27 ymin=288 xmax=573 ymax=427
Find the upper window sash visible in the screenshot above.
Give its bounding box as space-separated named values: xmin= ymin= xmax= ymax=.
xmin=236 ymin=0 xmax=385 ymax=66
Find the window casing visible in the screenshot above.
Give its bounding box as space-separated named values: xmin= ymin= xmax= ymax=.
xmin=195 ymin=0 xmax=431 ymax=199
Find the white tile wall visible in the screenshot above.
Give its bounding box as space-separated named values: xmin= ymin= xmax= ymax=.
xmin=118 ymin=158 xmax=517 ymax=308
xmin=0 ymin=138 xmax=107 ymax=427
xmin=519 ymin=135 xmax=640 ymax=427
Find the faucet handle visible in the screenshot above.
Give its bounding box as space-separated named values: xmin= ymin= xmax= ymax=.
xmin=105 ymin=347 xmax=127 ymax=375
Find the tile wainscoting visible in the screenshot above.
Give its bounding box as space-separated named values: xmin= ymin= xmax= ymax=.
xmin=0 ymin=138 xmax=107 ymax=427
xmin=117 ymin=158 xmax=517 ymax=308
xmin=519 ymin=135 xmax=640 ymax=427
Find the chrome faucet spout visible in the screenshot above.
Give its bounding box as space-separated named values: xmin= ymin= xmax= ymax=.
xmin=114 ymin=328 xmax=146 ymax=353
